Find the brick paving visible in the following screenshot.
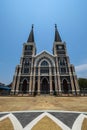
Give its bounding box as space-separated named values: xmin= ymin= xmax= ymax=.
xmin=0 ymin=113 xmax=9 ymax=118
xmin=13 ymin=112 xmax=43 ymax=128
xmin=49 ymin=112 xmax=79 ymax=128
xmin=0 ymin=111 xmax=87 ymax=130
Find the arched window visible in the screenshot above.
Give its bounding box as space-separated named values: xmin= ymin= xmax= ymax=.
xmin=40 ymin=60 xmax=49 ymax=74
xmin=24 ymin=68 xmax=29 ymax=73
xmin=24 ymin=59 xmax=29 ymax=65
xmin=59 ymin=58 xmax=66 ymax=66
xmin=41 ymin=60 xmax=49 ymax=67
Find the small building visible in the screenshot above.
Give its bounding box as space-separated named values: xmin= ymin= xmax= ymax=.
xmin=12 ymin=25 xmax=79 ymax=96
xmin=0 ymin=86 xmax=11 ymax=95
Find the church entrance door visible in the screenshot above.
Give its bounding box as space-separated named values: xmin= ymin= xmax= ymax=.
xmin=63 ymin=79 xmax=68 ymax=94
xmin=22 ymin=79 xmax=27 ymax=94
xmin=41 ymin=78 xmax=50 ymax=94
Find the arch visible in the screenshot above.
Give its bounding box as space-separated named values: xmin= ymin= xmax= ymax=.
xmin=59 ymin=58 xmax=66 ymax=66
xmin=41 ymin=77 xmax=49 ymax=84
xmin=22 ymin=78 xmax=28 ymax=83
xmin=39 ymin=59 xmax=50 ymax=75
xmin=39 ymin=58 xmax=51 ymax=67
xmin=22 ymin=79 xmax=27 ymax=94
xmin=41 ymin=60 xmax=49 ymax=67
xmin=34 ymin=52 xmax=55 ymax=68
xmin=41 ymin=77 xmax=50 ymax=94
xmin=63 ymin=79 xmax=68 ymax=94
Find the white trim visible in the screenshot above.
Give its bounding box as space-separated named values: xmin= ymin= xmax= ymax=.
xmin=39 ymin=59 xmax=50 ymax=67
xmin=41 ymin=76 xmax=49 ymax=84
xmin=22 ymin=78 xmax=28 ymax=83
xmin=34 ymin=50 xmax=54 ymax=57
xmin=0 ymin=113 xmax=23 ymax=130
xmin=72 ymin=114 xmax=87 ymax=130
xmin=24 ymin=112 xmax=70 ymax=130
xmin=0 ymin=111 xmax=87 ymax=130
xmin=62 ymin=78 xmax=68 ymax=83
xmin=0 ymin=110 xmax=87 ymax=114
xmin=34 ymin=51 xmax=55 ymax=67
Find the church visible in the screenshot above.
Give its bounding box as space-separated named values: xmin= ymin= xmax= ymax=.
xmin=12 ymin=25 xmax=79 ymax=95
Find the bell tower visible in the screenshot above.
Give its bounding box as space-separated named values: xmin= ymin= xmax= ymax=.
xmin=12 ymin=25 xmax=37 ymax=94
xmin=53 ymin=24 xmax=79 ymax=94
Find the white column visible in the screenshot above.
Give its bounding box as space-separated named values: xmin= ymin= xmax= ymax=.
xmin=56 ymin=57 xmax=61 ymax=94
xmin=68 ymin=66 xmax=75 ymax=93
xmin=74 ymin=75 xmax=80 ymax=94
xmin=29 ymin=76 xmax=32 ymax=95
xmin=49 ymin=67 xmax=53 ymax=95
xmin=16 ymin=67 xmax=21 ymax=94
xmin=38 ymin=67 xmax=40 ymax=95
xmin=32 ymin=66 xmax=36 ymax=95
xmin=67 ymin=57 xmax=75 ymax=94
xmin=29 ymin=58 xmax=34 ymax=95
xmin=16 ymin=76 xmax=20 ymax=94
xmin=12 ymin=75 xmax=16 ymax=92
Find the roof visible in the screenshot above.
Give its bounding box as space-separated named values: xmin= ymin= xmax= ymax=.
xmin=27 ymin=25 xmax=34 ymax=42
xmin=34 ymin=50 xmax=54 ymax=58
xmin=55 ymin=24 xmax=62 ymax=42
xmin=0 ymin=86 xmax=11 ymax=90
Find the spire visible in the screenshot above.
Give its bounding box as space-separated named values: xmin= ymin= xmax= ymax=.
xmin=55 ymin=24 xmax=62 ymax=42
xmin=27 ymin=24 xmax=34 ymax=42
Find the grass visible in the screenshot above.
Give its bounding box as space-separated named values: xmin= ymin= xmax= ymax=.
xmin=32 ymin=116 xmax=62 ymax=130
xmin=0 ymin=118 xmax=14 ymax=130
xmin=0 ymin=96 xmax=87 ymax=112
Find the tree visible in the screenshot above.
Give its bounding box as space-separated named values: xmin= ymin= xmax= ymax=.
xmin=78 ymin=78 xmax=87 ymax=94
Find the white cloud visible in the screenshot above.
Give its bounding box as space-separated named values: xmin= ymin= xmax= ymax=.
xmin=75 ymin=64 xmax=87 ymax=78
xmin=75 ymin=64 xmax=87 ymax=72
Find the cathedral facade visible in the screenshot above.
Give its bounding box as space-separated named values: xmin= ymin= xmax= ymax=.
xmin=12 ymin=25 xmax=79 ymax=95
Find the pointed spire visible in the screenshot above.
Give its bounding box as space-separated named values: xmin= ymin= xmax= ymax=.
xmin=27 ymin=24 xmax=34 ymax=42
xmin=55 ymin=24 xmax=62 ymax=42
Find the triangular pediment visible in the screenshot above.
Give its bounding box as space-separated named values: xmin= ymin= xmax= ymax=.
xmin=35 ymin=50 xmax=54 ymax=58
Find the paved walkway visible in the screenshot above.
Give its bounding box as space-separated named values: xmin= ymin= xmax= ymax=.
xmin=0 ymin=110 xmax=87 ymax=130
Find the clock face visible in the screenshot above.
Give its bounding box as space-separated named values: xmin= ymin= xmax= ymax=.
xmin=58 ymin=46 xmax=62 ymax=49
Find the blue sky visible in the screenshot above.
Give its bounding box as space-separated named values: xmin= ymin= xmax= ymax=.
xmin=0 ymin=0 xmax=87 ymax=84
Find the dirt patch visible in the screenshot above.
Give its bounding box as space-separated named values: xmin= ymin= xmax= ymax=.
xmin=0 ymin=118 xmax=14 ymax=130
xmin=32 ymin=116 xmax=62 ymax=130
xmin=0 ymin=96 xmax=87 ymax=112
xmin=81 ymin=118 xmax=87 ymax=130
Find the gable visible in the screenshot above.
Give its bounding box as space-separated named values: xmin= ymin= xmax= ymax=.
xmin=34 ymin=51 xmax=55 ymax=67
xmin=35 ymin=50 xmax=54 ymax=58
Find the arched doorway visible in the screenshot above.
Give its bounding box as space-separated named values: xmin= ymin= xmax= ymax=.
xmin=35 ymin=81 xmax=38 ymax=95
xmin=22 ymin=79 xmax=27 ymax=94
xmin=41 ymin=78 xmax=50 ymax=94
xmin=63 ymin=79 xmax=68 ymax=94
xmin=52 ymin=81 xmax=56 ymax=95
